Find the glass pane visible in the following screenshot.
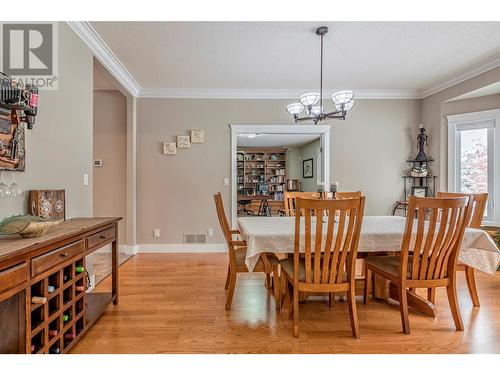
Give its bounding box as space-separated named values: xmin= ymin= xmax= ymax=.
xmin=459 ymin=127 xmax=489 ymax=216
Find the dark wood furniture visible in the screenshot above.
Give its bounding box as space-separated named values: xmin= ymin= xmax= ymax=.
xmin=213 ymin=193 xmax=280 ymax=310
xmin=0 ymin=217 xmax=121 ymax=354
xmin=364 ymin=196 xmax=473 ymax=334
xmin=281 ymin=196 xmax=365 ymax=338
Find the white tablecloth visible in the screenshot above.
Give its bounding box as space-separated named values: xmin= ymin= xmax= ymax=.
xmin=237 ymin=216 xmax=500 ymax=275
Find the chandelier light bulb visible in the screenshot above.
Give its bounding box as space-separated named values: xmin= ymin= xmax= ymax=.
xmin=286 ymin=103 xmax=304 ymax=116
xmin=299 ymin=92 xmax=320 ymax=106
xmin=309 ymin=105 xmax=322 ymax=117
xmin=335 ymin=99 xmax=355 ymax=112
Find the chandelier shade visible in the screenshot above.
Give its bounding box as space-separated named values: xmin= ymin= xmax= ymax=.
xmin=286 ymin=26 xmax=354 ymax=125
xmin=299 ymin=92 xmax=320 ymax=106
xmin=331 ymin=90 xmax=354 ymax=106
xmin=286 ymin=103 xmax=304 ymax=116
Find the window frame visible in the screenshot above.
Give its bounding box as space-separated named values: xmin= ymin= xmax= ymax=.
xmin=447 ymin=109 xmax=500 ymax=224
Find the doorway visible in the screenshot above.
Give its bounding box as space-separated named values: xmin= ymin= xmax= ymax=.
xmin=230 ymin=125 xmax=331 ymax=226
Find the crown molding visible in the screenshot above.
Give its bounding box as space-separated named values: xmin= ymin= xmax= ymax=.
xmin=138 ymin=88 xmax=419 ymax=99
xmin=67 ymin=21 xmax=141 ymax=97
xmin=418 ymin=54 xmax=500 ymax=99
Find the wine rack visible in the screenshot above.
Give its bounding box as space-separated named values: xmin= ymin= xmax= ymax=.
xmin=28 ymin=257 xmax=87 ymax=354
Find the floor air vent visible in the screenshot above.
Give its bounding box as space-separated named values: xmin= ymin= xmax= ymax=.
xmin=184 ymin=234 xmax=207 ymax=244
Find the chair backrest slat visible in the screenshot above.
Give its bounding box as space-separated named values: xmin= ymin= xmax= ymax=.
xmin=294 ymin=197 xmax=365 ymax=286
xmin=284 ymin=192 xmax=320 ymax=216
xmin=400 ymin=196 xmax=473 ymax=281
xmin=437 ymin=192 xmax=488 ymax=228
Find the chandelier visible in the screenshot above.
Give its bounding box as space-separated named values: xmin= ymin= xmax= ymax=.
xmin=286 ymin=26 xmax=355 ymax=124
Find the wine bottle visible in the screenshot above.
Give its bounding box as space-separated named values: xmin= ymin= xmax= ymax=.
xmin=48 ymin=330 xmax=58 ymax=337
xmin=48 ymin=285 xmax=55 ymax=293
xmin=31 ymin=296 xmax=47 ymax=304
xmin=75 ymin=286 xmax=85 ymax=292
xmin=63 ymin=274 xmax=69 ymax=282
xmin=62 ymin=314 xmax=69 ymax=322
xmin=30 ymin=345 xmax=35 ymax=353
xmin=75 ymin=266 xmax=84 ymax=273
xmin=64 ymin=333 xmax=75 ymax=340
xmin=49 ymin=347 xmax=60 ymax=354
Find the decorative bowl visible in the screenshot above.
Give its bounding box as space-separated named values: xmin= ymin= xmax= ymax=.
xmin=0 ymin=215 xmax=63 ymax=238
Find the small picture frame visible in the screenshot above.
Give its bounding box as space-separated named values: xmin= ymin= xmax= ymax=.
xmin=411 ymin=186 xmax=428 ymax=198
xmin=177 ymin=135 xmax=191 ymax=149
xmin=163 ymin=142 xmax=177 ymax=155
xmin=191 ymin=129 xmax=204 ymax=144
xmin=303 ymin=158 xmax=314 ymax=179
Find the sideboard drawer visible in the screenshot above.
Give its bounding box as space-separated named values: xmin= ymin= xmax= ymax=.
xmin=86 ymin=227 xmax=115 ymax=250
xmin=31 ymin=240 xmax=84 ymax=277
xmin=0 ymin=263 xmax=28 ymax=295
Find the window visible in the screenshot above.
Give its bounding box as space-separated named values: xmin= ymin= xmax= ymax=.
xmin=448 ymin=109 xmax=500 ymax=223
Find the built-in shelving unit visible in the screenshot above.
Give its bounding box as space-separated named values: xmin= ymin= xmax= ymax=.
xmin=237 ymin=147 xmax=287 ymax=199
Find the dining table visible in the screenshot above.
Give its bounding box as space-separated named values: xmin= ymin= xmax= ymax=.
xmin=237 ymin=215 xmax=500 ymax=316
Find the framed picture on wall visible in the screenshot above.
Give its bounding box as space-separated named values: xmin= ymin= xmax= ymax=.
xmin=411 ymin=186 xmax=428 ymax=197
xmin=303 ymin=158 xmax=313 ymax=179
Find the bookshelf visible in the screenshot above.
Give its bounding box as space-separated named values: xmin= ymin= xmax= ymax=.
xmin=237 ymin=147 xmax=287 ymax=200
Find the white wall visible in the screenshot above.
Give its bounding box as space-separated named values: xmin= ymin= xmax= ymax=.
xmin=0 ymin=23 xmax=93 ymax=221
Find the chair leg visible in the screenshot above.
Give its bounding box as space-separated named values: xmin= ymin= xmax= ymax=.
xmin=328 ymin=293 xmax=333 ymax=308
xmin=347 ymin=284 xmax=360 ymax=338
xmin=447 ymin=275 xmax=464 ymax=331
xmin=225 ymin=271 xmax=237 ymax=310
xmin=293 ymin=284 xmax=299 ymax=338
xmin=465 ymin=266 xmax=480 ymax=307
xmin=363 ymin=265 xmax=372 ymax=304
xmin=272 ymin=265 xmax=281 ymax=311
xmin=398 ymin=285 xmax=410 ymax=334
xmin=427 ymin=288 xmax=436 ymax=304
xmin=224 ymin=264 xmax=230 ymax=290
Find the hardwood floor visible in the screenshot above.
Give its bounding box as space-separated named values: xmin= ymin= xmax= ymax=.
xmin=71 ymin=254 xmax=500 ymax=354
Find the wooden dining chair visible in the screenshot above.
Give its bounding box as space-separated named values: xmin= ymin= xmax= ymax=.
xmin=213 ymin=193 xmax=280 ymax=310
xmin=363 ymin=195 xmax=473 ymax=334
xmin=281 ymin=196 xmax=365 ymax=338
xmin=433 ymin=192 xmax=488 ymax=307
xmin=283 ymin=192 xmax=321 ymax=216
xmin=336 ymin=191 xmax=362 ymax=199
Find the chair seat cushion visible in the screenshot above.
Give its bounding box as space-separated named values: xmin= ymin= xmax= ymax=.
xmin=365 ymin=255 xmax=413 ymax=278
xmin=281 ymin=257 xmax=340 ymax=282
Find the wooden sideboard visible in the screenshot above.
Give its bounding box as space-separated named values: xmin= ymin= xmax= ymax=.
xmin=0 ymin=217 xmax=121 ymax=354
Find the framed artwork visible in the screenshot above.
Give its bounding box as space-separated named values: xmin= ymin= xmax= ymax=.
xmin=163 ymin=142 xmax=177 ymax=155
xmin=191 ymin=129 xmax=204 ymax=144
xmin=303 ymin=158 xmax=314 ymax=178
xmin=411 ymin=186 xmax=428 ymax=197
xmin=177 ymin=136 xmax=191 ymax=149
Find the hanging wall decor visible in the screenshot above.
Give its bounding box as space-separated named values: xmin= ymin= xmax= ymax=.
xmin=163 ymin=142 xmax=177 ymax=155
xmin=177 ymin=135 xmax=191 ymax=149
xmin=191 ymin=129 xmax=204 ymax=144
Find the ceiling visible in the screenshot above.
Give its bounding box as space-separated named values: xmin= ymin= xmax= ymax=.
xmin=237 ymin=133 xmax=319 ymax=147
xmin=88 ymin=21 xmax=500 ymax=97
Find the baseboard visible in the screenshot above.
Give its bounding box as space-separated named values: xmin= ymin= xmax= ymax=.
xmin=136 ymin=243 xmax=227 ymax=253
xmin=120 ymin=245 xmax=138 ymax=255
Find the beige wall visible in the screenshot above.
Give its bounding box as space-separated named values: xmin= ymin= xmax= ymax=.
xmin=93 ymin=90 xmax=127 ymax=244
xmin=442 ymin=93 xmax=500 ymax=117
xmin=0 ymin=23 xmax=93 ymax=221
xmin=285 ymin=147 xmax=301 ymax=180
xmin=137 ymin=98 xmax=420 ymax=244
xmin=421 ymin=66 xmax=500 ymax=190
xmin=300 ymin=139 xmax=321 ymax=192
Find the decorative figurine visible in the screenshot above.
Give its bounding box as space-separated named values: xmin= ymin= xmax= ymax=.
xmin=415 ymin=123 xmax=429 ymax=161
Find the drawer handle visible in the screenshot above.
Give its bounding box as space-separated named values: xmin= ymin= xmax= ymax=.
xmin=59 ymin=252 xmax=69 ymax=258
xmin=100 ymin=235 xmax=106 ymax=239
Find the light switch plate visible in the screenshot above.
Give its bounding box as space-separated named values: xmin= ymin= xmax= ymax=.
xmin=207 ymin=228 xmax=214 ymax=236
xmin=83 ymin=174 xmax=89 ymax=186
xmin=223 ymin=177 xmax=229 ymax=186
xmin=153 ymin=229 xmax=160 ymax=238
